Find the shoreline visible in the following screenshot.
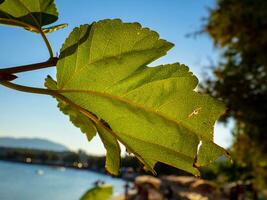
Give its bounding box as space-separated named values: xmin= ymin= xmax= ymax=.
xmin=0 ymin=159 xmax=122 ymax=178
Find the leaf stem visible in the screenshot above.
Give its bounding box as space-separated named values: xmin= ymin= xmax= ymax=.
xmin=39 ymin=29 xmax=54 ymax=58
xmin=0 ymin=80 xmax=152 ymax=172
xmin=0 ymin=80 xmax=55 ymax=95
xmin=0 ymin=81 xmax=97 ymax=123
xmin=0 ymin=18 xmax=35 ymax=30
xmin=0 ymin=18 xmax=54 ymax=58
xmin=0 ymin=57 xmax=58 ymax=75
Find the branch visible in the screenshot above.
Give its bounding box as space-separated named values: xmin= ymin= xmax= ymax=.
xmin=0 ymin=73 xmax=17 ymax=81
xmin=0 ymin=57 xmax=58 ymax=80
xmin=0 ymin=18 xmax=54 ymax=58
xmin=0 ymin=80 xmax=146 ymax=171
xmin=0 ymin=81 xmax=98 ymax=123
xmin=39 ymin=29 xmax=54 ymax=58
xmin=0 ymin=18 xmax=36 ymax=30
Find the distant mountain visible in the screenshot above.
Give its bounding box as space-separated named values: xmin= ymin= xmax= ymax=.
xmin=0 ymin=137 xmax=69 ymax=152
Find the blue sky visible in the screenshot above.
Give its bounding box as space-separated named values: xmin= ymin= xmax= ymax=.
xmin=0 ymin=0 xmax=233 ymax=155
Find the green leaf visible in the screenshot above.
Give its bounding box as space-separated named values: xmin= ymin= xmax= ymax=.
xmin=45 ymin=76 xmax=120 ymax=175
xmin=97 ymin=124 xmax=121 ymax=175
xmin=195 ymin=140 xmax=230 ymax=167
xmin=43 ymin=23 xmax=68 ymax=33
xmin=45 ymin=76 xmax=97 ymax=141
xmin=55 ymin=19 xmax=228 ymax=175
xmin=0 ymin=0 xmax=58 ymax=31
xmin=79 ymin=185 xmax=112 ymax=200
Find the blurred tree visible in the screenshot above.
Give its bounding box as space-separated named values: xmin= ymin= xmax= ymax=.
xmin=201 ymin=0 xmax=267 ymax=192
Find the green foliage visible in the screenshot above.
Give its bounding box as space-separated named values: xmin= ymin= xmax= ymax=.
xmin=0 ymin=0 xmax=228 ymax=177
xmin=203 ymin=0 xmax=267 ymax=190
xmin=79 ymin=185 xmax=112 ymax=200
xmin=46 ymin=76 xmax=121 ymax=175
xmin=0 ymin=0 xmax=66 ymax=34
xmin=96 ymin=124 xmax=121 ymax=176
xmin=51 ymin=19 xmax=228 ymax=175
xmin=45 ymin=76 xmax=97 ymax=142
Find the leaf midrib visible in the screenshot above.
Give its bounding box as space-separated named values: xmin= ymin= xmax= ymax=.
xmin=95 ymin=118 xmax=193 ymax=174
xmin=79 ymin=95 xmax=197 ymax=172
xmin=58 ymin=88 xmax=204 ymax=141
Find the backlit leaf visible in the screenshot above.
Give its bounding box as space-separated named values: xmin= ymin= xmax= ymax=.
xmin=55 ymin=19 xmax=228 ymax=175
xmin=45 ymin=76 xmax=97 ymax=141
xmin=0 ymin=0 xmax=58 ymax=32
xmin=46 ymin=76 xmax=120 ymax=174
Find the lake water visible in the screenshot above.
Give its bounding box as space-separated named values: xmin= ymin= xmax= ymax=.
xmin=0 ymin=161 xmax=125 ymax=200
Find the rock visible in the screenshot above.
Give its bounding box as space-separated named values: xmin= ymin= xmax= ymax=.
xmin=162 ymin=175 xmax=197 ymax=187
xmin=190 ymin=179 xmax=217 ymax=193
xmin=135 ymin=175 xmax=161 ymax=189
xmin=179 ymin=191 xmax=209 ymax=200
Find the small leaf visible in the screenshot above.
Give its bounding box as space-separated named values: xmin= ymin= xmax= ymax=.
xmin=43 ymin=23 xmax=68 ymax=33
xmin=55 ymin=19 xmax=228 ymax=175
xmin=97 ymin=124 xmax=121 ymax=175
xmin=45 ymin=76 xmax=97 ymax=141
xmin=0 ymin=0 xmax=58 ymax=32
xmin=80 ymin=185 xmax=112 ymax=200
xmin=25 ymin=23 xmax=68 ymax=34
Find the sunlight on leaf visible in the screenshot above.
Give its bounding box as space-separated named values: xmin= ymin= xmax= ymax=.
xmin=53 ymin=19 xmax=228 ymax=175
xmin=45 ymin=76 xmax=97 ymax=141
xmin=46 ymin=76 xmax=120 ymax=175
xmin=97 ymin=124 xmax=121 ymax=175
